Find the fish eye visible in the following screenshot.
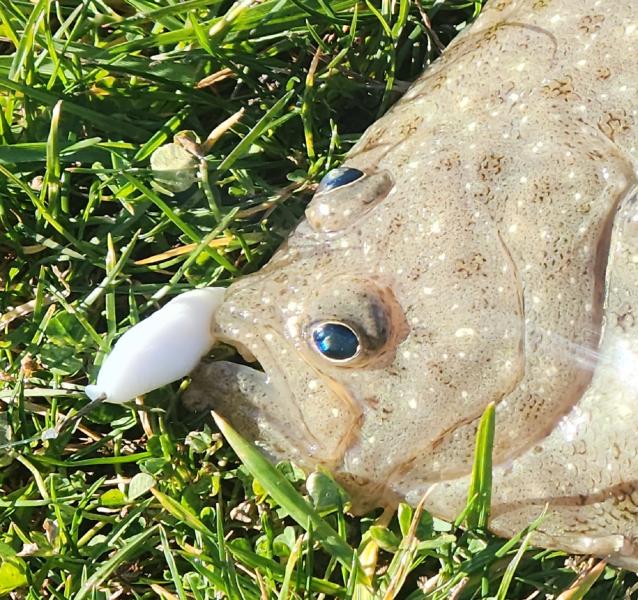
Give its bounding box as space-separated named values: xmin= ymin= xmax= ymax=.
xmin=310 ymin=321 xmax=361 ymax=363
xmin=316 ymin=167 xmax=365 ymax=194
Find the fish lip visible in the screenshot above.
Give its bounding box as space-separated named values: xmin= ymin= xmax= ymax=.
xmin=210 ymin=325 xmax=299 ymax=428
xmin=213 ymin=332 xmax=278 ymax=388
xmin=217 ymin=335 xmax=258 ymax=364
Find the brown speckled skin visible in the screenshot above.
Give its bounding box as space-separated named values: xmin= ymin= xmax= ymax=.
xmin=187 ymin=0 xmax=638 ymax=569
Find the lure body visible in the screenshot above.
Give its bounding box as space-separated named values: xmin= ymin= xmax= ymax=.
xmin=86 ymin=288 xmax=224 ymax=404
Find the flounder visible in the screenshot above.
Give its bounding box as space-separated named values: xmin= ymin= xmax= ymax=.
xmin=149 ymin=0 xmax=638 ymax=569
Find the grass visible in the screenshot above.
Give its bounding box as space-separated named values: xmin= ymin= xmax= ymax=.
xmin=0 ymin=0 xmax=637 ymax=597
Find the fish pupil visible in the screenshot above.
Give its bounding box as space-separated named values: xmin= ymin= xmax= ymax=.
xmin=317 ymin=167 xmax=364 ymax=193
xmin=312 ymin=322 xmax=360 ymax=361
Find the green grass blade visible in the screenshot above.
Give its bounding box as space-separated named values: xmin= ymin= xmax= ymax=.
xmin=72 ymin=525 xmax=159 ymax=600
xmin=213 ymin=412 xmax=360 ymax=575
xmin=43 ymin=99 xmax=62 ymax=212
xmin=151 ymin=488 xmax=217 ymax=543
xmin=0 ymin=163 xmax=88 ymax=255
xmin=277 ymin=537 xmax=303 ymax=600
xmin=225 ymin=540 xmax=345 ymax=596
xmin=465 ymin=402 xmax=495 ymax=530
xmin=8 ymin=0 xmax=46 ymax=81
xmin=159 ymin=525 xmax=188 ymax=600
xmin=217 ymin=89 xmax=295 ymax=173
xmin=0 ymin=75 xmax=151 ymax=138
xmin=494 ymin=530 xmax=534 ymax=600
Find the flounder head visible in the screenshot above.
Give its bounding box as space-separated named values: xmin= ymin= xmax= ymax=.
xmin=187 ymin=163 xmax=525 ymax=510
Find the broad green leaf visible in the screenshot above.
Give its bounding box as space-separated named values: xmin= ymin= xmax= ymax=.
xmin=0 ymin=560 xmax=28 ymax=595
xmin=128 ymin=473 xmax=155 ymax=501
xmin=306 ymin=470 xmax=349 ymax=515
xmin=99 ymin=489 xmax=127 ymax=507
xmin=150 ymin=141 xmax=198 ymax=193
xmin=367 ymin=525 xmax=400 ymax=553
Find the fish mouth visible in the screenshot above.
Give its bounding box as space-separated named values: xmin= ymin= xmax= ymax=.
xmin=179 ymin=272 xmax=323 ymax=461
xmin=184 ymin=331 xmax=303 ymax=460
xmin=185 ymin=321 xmax=355 ymax=469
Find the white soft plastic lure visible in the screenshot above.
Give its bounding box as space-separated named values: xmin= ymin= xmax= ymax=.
xmin=85 ymin=287 xmax=225 ymax=404
xmin=41 ymin=288 xmax=224 ymax=441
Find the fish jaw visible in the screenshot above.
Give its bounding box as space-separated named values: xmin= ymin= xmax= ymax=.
xmin=184 ymin=360 xmax=299 ymax=461
xmin=185 ymin=279 xmax=364 ymax=471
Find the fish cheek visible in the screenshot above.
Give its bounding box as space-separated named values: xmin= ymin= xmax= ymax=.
xmin=305 ymin=170 xmax=394 ymax=233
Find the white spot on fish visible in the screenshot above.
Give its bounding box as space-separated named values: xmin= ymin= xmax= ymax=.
xmin=455 ymin=327 xmax=475 ymax=337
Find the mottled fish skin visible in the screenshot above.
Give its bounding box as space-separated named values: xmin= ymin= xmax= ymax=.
xmin=187 ymin=0 xmax=638 ymax=568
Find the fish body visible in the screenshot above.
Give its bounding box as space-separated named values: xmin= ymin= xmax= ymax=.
xmin=187 ymin=0 xmax=638 ymax=568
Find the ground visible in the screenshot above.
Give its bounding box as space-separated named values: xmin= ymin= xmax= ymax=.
xmin=1 ymin=1 xmax=637 ymax=598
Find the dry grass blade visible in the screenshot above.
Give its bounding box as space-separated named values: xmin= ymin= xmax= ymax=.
xmin=380 ymin=486 xmax=436 ymax=600
xmin=556 ymin=559 xmax=607 ymax=600
xmin=201 ymin=108 xmax=245 ymax=154
xmin=134 ymin=236 xmax=234 ymax=265
xmin=0 ymin=294 xmax=61 ymax=327
xmin=150 ymin=583 xmax=180 ymax=600
xmin=197 ymin=67 xmax=236 ymax=88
